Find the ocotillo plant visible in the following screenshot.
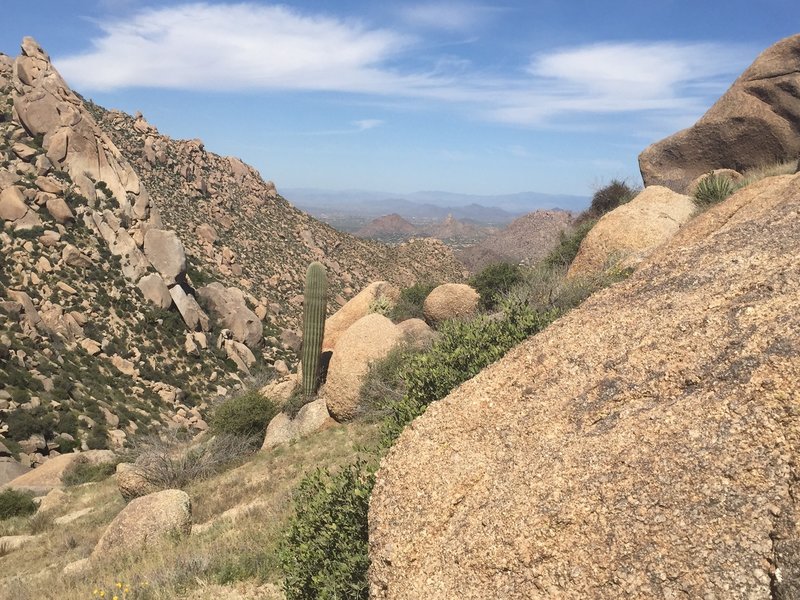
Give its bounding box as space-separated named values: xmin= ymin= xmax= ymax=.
xmin=301 ymin=261 xmax=327 ymax=397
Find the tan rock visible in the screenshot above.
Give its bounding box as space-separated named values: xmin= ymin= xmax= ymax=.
xmin=45 ymin=195 xmax=74 ymax=223
xmin=0 ymin=186 xmax=28 ymax=221
xmin=116 ymin=462 xmax=159 ymax=501
xmin=37 ymin=488 xmax=67 ymax=514
xmin=261 ymin=398 xmax=333 ymax=449
xmin=143 ymin=228 xmax=186 ymax=285
xmin=322 ymin=282 xmax=400 ymax=352
xmin=0 ymin=457 xmax=31 ymax=487
xmin=13 ymin=208 xmax=42 ymax=231
xmin=369 ymin=172 xmax=800 ymax=600
xmin=111 ymin=354 xmax=137 ymax=377
xmin=422 ymin=283 xmax=479 ymax=325
xmin=56 ymin=281 xmax=77 ymax=295
xmin=170 ymin=284 xmax=209 ymax=331
xmin=396 ymin=318 xmax=438 ymax=349
xmin=567 ymin=186 xmax=696 ymax=277
xmin=260 ymin=374 xmax=299 ymax=406
xmin=324 ymin=313 xmax=402 ymax=421
xmin=639 ymin=34 xmax=800 ymax=192
xmin=198 ymin=283 xmax=262 ymax=347
xmin=80 ymin=338 xmax=101 ymax=356
xmin=91 ymin=489 xmax=191 ymax=560
xmin=1 ymin=450 xmax=115 ymax=495
xmin=196 ymin=222 xmax=218 ymax=244
xmin=137 ymin=273 xmax=173 ymax=309
xmin=62 ymin=244 xmax=93 ymax=268
xmin=34 ymin=176 xmax=64 ymax=194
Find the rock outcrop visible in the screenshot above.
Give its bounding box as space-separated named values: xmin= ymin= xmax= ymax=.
xmin=370 ymin=172 xmax=800 ymax=599
xmin=324 ymin=313 xmax=403 ymax=421
xmin=639 ymin=34 xmax=800 ymax=192
xmin=567 ymin=186 xmax=696 ymax=277
xmin=198 ymin=282 xmax=262 ymax=348
xmin=422 ymin=283 xmax=479 ymax=325
xmin=91 ymin=489 xmax=192 ymax=560
xmin=261 ymin=398 xmax=334 ymax=449
xmin=2 ymin=450 xmax=115 ymax=495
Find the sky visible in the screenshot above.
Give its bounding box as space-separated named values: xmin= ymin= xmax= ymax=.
xmin=1 ymin=1 xmax=798 ymax=198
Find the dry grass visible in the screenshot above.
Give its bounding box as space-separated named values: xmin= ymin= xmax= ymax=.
xmin=736 ymin=160 xmax=797 ymax=189
xmin=0 ymin=421 xmax=379 ymax=600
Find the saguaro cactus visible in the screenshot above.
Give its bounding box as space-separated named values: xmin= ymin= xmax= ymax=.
xmin=301 ymin=261 xmax=327 ymax=397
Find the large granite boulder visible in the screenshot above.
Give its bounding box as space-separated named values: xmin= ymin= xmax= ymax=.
xmin=322 ymin=282 xmax=400 ymax=352
xmin=1 ymin=450 xmax=115 ymax=495
xmin=91 ymin=489 xmax=191 ymax=560
xmin=370 ymin=173 xmax=800 ymax=599
xmin=422 ymin=283 xmax=479 ymax=325
xmin=639 ymin=34 xmax=800 ymax=192
xmin=324 ymin=313 xmax=403 ymax=421
xmin=567 ymin=186 xmax=696 ymax=277
xmin=198 ymin=283 xmax=262 ymax=347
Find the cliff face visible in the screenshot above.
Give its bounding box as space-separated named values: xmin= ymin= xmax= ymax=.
xmin=369 ymin=172 xmax=800 ymax=598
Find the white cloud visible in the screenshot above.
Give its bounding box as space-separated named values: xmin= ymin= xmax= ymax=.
xmin=353 ymin=119 xmax=384 ymax=131
xmin=397 ymin=2 xmax=502 ymax=32
xmin=57 ymin=2 xmax=412 ymax=92
xmin=55 ymin=4 xmax=753 ymax=128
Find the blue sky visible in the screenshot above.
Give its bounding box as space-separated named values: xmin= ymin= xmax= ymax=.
xmin=1 ymin=1 xmax=797 ymax=197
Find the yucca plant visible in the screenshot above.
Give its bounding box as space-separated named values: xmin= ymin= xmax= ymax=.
xmin=693 ymin=173 xmax=735 ymax=207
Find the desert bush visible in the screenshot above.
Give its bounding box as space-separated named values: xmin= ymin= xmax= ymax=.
xmin=737 ymin=160 xmax=797 ymax=188
xmin=280 ymin=461 xmax=374 ymax=600
xmin=358 ymin=344 xmax=421 ymax=421
xmin=85 ymin=425 xmax=109 ymax=450
xmin=62 ymin=456 xmax=116 ymax=486
xmin=382 ymin=301 xmax=557 ymax=445
xmin=542 ymin=219 xmax=596 ymax=270
xmin=126 ymin=432 xmax=256 ymax=490
xmin=211 ymin=388 xmax=279 ymax=444
xmin=0 ymin=489 xmax=36 ymax=520
xmin=586 ymin=178 xmax=639 ymax=218
xmin=469 ymin=262 xmax=523 ymax=311
xmin=389 ymin=281 xmax=437 ymax=322
xmin=368 ymin=296 xmax=392 ymax=316
xmin=694 ymin=173 xmax=735 ymax=207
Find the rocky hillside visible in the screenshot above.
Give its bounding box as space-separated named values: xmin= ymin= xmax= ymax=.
xmin=356 ymin=213 xmax=418 ymax=242
xmin=456 ymin=209 xmax=575 ymax=272
xmin=90 ymin=104 xmax=464 ymax=328
xmin=0 ymin=37 xmax=462 ymax=473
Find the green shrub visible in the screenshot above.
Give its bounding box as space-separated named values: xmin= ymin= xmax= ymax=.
xmin=543 ymin=219 xmax=596 ymax=270
xmin=86 ymin=425 xmax=109 ymax=450
xmin=587 ymin=179 xmax=639 ymax=218
xmin=469 ymin=262 xmax=523 ymax=311
xmin=280 ymin=461 xmax=374 ymax=600
xmin=210 ymin=389 xmax=279 ymax=444
xmin=0 ymin=489 xmax=36 ymax=520
xmin=693 ymin=173 xmax=735 ymax=207
xmin=358 ymin=344 xmax=421 ymax=421
xmin=382 ymin=301 xmax=557 ymax=445
xmin=62 ymin=456 xmax=116 ymax=486
xmin=389 ymin=281 xmax=437 ymax=322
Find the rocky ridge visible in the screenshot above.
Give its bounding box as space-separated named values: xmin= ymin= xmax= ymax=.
xmin=456 ymin=209 xmax=575 ymax=272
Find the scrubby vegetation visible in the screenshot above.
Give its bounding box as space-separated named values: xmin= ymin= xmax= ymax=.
xmin=469 ymin=262 xmax=523 ymax=311
xmin=210 ymin=388 xmax=279 ymax=445
xmin=389 ymin=281 xmax=437 ymax=321
xmin=62 ymin=457 xmax=117 ymax=487
xmin=693 ymin=172 xmax=736 ymax=207
xmin=280 ymin=461 xmax=374 ymax=600
xmin=0 ymin=489 xmax=37 ymax=520
xmin=586 ymin=178 xmax=639 ymax=219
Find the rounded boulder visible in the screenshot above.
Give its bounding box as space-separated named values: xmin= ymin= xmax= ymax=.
xmin=422 ymin=283 xmax=479 ymax=325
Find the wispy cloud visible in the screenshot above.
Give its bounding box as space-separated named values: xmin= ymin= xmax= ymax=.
xmin=301 ymin=119 xmax=385 ymax=136
xmin=55 ymin=3 xmax=754 ymax=128
xmin=57 ymin=2 xmax=412 ymax=92
xmin=396 ymin=2 xmax=503 ymax=32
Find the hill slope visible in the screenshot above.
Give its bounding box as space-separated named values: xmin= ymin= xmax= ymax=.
xmin=370 ymin=173 xmax=800 ymax=598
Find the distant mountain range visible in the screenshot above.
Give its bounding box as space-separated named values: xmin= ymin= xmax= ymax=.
xmin=283 ymin=188 xmax=590 ymax=225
